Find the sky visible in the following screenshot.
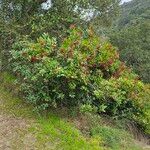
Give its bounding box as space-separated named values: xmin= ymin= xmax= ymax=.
xmin=122 ymin=0 xmax=132 ymax=3
xmin=41 ymin=0 xmax=51 ymax=10
xmin=123 ymin=0 xmax=132 ymax=2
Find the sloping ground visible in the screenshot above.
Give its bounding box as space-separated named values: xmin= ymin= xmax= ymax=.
xmin=0 ymin=115 xmax=34 ymax=150
xmin=0 ymin=72 xmax=149 ymax=150
xmin=0 ymin=86 xmax=101 ymax=150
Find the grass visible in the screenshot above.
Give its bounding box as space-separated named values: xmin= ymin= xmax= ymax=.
xmin=91 ymin=125 xmax=141 ymax=150
xmin=0 ymin=88 xmax=102 ymax=149
xmin=0 ymin=72 xmax=101 ymax=150
xmin=33 ymin=115 xmax=102 ymax=150
xmin=0 ymin=72 xmax=146 ymax=150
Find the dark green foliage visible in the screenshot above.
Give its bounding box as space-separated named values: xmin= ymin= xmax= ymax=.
xmin=0 ymin=0 xmax=120 ymax=71
xmin=108 ymin=0 xmax=150 ymax=83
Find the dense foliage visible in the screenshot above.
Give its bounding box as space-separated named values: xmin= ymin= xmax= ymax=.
xmin=0 ymin=0 xmax=150 ymax=147
xmin=11 ymin=27 xmax=150 ymax=133
xmin=108 ymin=0 xmax=150 ymax=83
xmin=0 ymin=0 xmax=120 ymax=71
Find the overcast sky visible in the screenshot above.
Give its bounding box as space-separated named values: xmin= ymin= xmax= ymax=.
xmin=122 ymin=0 xmax=132 ymax=3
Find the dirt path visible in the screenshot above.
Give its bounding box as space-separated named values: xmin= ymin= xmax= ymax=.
xmin=0 ymin=103 xmax=36 ymax=150
xmin=0 ymin=114 xmax=35 ymax=150
xmin=0 ymin=90 xmax=38 ymax=150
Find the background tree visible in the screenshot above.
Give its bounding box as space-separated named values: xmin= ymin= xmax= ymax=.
xmin=108 ymin=0 xmax=150 ymax=82
xmin=0 ymin=0 xmax=120 ymax=70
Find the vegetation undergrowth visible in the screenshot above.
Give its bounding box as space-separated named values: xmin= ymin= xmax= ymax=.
xmin=0 ymin=72 xmax=102 ymax=150
xmin=0 ymin=1 xmax=149 ymax=149
xmin=91 ymin=125 xmax=140 ymax=150
xmin=0 ymin=72 xmax=147 ymax=150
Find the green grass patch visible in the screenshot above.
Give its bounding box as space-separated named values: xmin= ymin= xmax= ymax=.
xmin=91 ymin=126 xmax=141 ymax=150
xmin=31 ymin=114 xmax=102 ymax=150
xmin=0 ymin=72 xmax=145 ymax=150
xmin=0 ymin=72 xmax=102 ymax=150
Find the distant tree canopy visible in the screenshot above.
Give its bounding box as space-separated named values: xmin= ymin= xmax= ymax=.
xmin=0 ymin=0 xmax=121 ymax=35
xmin=108 ymin=0 xmax=150 ymax=83
xmin=0 ymin=0 xmax=120 ymax=70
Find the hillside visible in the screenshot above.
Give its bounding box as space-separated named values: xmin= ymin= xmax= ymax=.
xmin=109 ymin=0 xmax=150 ymax=82
xmin=0 ymin=72 xmax=101 ymax=150
xmin=0 ymin=0 xmax=150 ymax=149
xmin=118 ymin=0 xmax=150 ymax=28
xmin=1 ymin=72 xmax=148 ymax=150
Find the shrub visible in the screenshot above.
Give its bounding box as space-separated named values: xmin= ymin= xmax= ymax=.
xmin=11 ymin=27 xmax=149 ymax=132
xmin=135 ymin=84 xmax=150 ymax=134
